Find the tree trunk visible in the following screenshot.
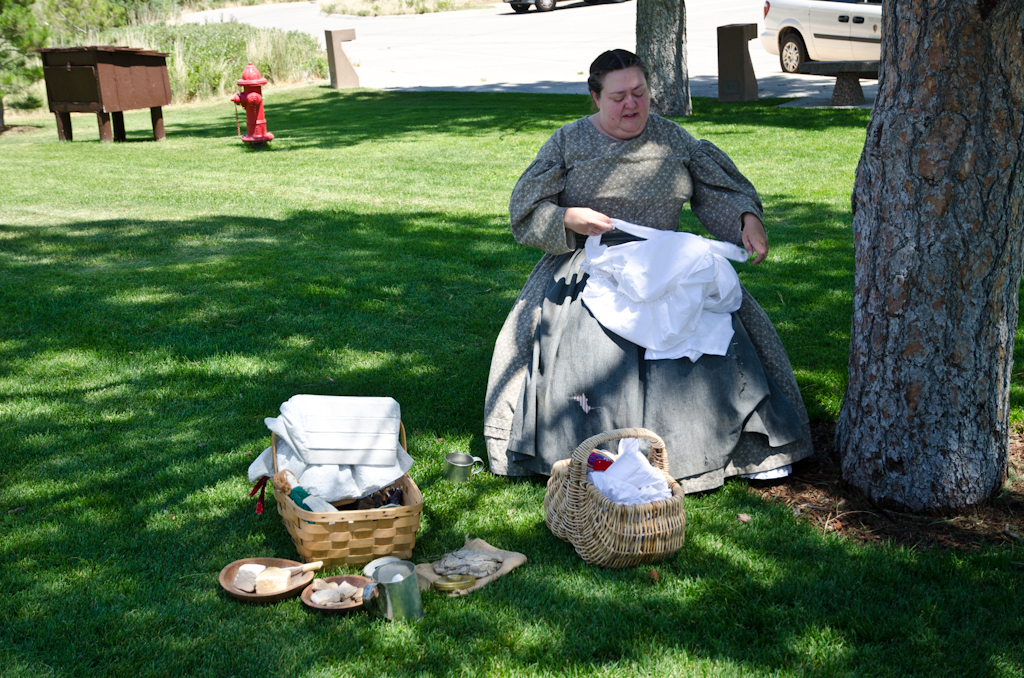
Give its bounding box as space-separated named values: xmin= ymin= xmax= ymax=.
xmin=0 ymin=97 xmax=6 ymax=131
xmin=636 ymin=0 xmax=691 ymax=116
xmin=836 ymin=0 xmax=1024 ymax=511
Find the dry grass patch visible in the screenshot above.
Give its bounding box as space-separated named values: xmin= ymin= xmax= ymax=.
xmin=321 ymin=0 xmax=493 ymax=16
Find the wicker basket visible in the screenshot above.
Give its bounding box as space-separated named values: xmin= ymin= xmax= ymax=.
xmin=544 ymin=428 xmax=686 ymax=569
xmin=271 ymin=426 xmax=423 ymax=568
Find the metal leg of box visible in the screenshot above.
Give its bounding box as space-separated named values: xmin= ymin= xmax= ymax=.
xmin=97 ymin=112 xmax=113 ymax=142
xmin=151 ymin=107 xmax=165 ymax=141
xmin=54 ymin=112 xmax=73 ymax=141
xmin=112 ymin=112 xmax=126 ymax=142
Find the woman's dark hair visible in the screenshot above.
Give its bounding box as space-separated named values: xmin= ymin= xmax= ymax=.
xmin=587 ymin=49 xmax=649 ymax=97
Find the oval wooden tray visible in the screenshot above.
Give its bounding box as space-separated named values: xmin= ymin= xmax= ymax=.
xmin=219 ymin=558 xmax=314 ymax=604
xmin=301 ymin=575 xmax=373 ymax=614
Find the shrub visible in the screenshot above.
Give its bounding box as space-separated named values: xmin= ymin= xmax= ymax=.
xmin=320 ymin=0 xmax=485 ymax=17
xmin=64 ymin=22 xmax=328 ymax=103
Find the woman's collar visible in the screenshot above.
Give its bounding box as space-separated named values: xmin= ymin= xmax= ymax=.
xmin=587 ymin=113 xmax=649 ymax=142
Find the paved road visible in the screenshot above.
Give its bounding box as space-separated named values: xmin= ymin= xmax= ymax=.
xmin=183 ymin=0 xmax=874 ymax=103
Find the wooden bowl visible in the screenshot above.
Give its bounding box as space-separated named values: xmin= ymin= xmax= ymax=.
xmin=300 ymin=575 xmax=373 ymax=614
xmin=219 ymin=558 xmax=314 ymax=604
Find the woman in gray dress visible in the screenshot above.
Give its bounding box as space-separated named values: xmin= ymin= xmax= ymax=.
xmin=484 ymin=49 xmax=812 ymax=492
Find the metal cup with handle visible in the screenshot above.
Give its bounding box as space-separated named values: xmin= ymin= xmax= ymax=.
xmin=444 ymin=452 xmax=484 ymax=482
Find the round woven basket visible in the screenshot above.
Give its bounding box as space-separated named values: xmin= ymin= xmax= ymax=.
xmin=544 ymin=428 xmax=686 ymax=569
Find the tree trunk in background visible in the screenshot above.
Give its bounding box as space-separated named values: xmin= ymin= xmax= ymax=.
xmin=0 ymin=97 xmax=6 ymax=130
xmin=636 ymin=0 xmax=691 ymax=116
xmin=836 ymin=0 xmax=1024 ymax=511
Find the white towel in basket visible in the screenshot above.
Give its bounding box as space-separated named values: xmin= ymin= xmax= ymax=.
xmin=586 ymin=438 xmax=672 ymax=506
xmin=248 ymin=395 xmax=413 ymax=503
xmin=266 ymin=394 xmax=401 ymax=466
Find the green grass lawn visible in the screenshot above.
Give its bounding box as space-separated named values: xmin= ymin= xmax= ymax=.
xmin=1 ymin=86 xmax=1022 ymax=677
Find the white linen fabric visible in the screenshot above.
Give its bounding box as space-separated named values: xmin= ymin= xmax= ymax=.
xmin=580 ymin=219 xmax=748 ymax=362
xmin=586 ymin=438 xmax=672 ymax=506
xmin=265 ymin=394 xmax=401 ymax=466
xmin=248 ymin=437 xmax=307 ymax=481
xmin=247 ymin=436 xmax=414 ymax=503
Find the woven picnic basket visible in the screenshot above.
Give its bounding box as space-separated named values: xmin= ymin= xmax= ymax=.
xmin=271 ymin=426 xmax=423 ymax=568
xmin=544 ymin=428 xmax=686 ymax=569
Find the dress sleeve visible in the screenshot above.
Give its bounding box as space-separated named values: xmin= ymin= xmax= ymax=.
xmin=508 ymin=129 xmax=574 ymax=255
xmin=689 ymin=139 xmax=763 ymax=246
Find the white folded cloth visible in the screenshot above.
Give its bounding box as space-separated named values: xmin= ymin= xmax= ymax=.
xmin=266 ymin=394 xmax=401 ymax=466
xmin=580 ymin=219 xmax=747 ymax=361
xmin=248 ymin=437 xmax=307 ymax=481
xmin=248 ymin=426 xmax=414 ymax=504
xmin=587 ymin=438 xmax=673 ymax=506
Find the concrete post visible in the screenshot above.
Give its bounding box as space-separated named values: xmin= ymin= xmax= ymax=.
xmin=325 ymin=29 xmax=359 ymax=89
xmin=717 ymin=24 xmax=758 ymax=103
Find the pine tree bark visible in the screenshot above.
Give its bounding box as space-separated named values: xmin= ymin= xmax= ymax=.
xmin=636 ymin=0 xmax=691 ymax=116
xmin=836 ymin=0 xmax=1024 ymax=511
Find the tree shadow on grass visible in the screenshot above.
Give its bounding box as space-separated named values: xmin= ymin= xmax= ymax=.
xmin=166 ymin=88 xmax=872 ymax=150
xmin=11 ymin=198 xmax=1015 ymax=677
xmin=6 ymin=471 xmax=1022 ymax=677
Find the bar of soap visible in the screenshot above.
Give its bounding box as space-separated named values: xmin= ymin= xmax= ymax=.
xmin=335 ymin=581 xmax=358 ymax=598
xmin=233 ymin=564 xmax=266 ymax=593
xmin=310 ymin=580 xmax=362 ymax=606
xmin=255 ymin=567 xmax=292 ymax=595
xmin=311 ymin=579 xmax=339 ymax=592
xmin=311 ymin=588 xmax=343 ymax=606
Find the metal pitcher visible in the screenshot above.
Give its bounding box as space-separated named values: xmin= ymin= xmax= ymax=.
xmin=362 ymin=560 xmax=423 ymax=622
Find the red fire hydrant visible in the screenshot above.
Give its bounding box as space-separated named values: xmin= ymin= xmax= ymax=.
xmin=230 ymin=63 xmax=274 ymax=145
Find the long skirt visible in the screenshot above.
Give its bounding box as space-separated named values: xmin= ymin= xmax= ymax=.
xmin=497 ymin=243 xmax=810 ymax=487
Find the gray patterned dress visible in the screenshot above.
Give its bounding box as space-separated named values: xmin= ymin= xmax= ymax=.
xmin=483 ymin=114 xmax=813 ymax=492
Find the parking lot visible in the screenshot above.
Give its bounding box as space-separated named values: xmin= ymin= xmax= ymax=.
xmin=184 ymin=0 xmax=874 ymax=103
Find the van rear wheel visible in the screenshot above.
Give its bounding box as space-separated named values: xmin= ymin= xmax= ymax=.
xmin=779 ymin=33 xmax=808 ymax=73
xmin=535 ymin=0 xmax=556 ymax=11
xmin=511 ymin=2 xmax=529 ymax=11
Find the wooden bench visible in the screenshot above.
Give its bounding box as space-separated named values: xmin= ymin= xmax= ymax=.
xmin=797 ymin=60 xmax=878 ymax=106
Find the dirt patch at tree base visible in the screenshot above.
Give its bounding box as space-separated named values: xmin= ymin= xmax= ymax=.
xmin=0 ymin=125 xmax=40 ymax=136
xmin=750 ymin=421 xmax=1024 ymax=552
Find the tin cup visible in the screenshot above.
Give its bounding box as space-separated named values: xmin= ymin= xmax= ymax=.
xmin=444 ymin=452 xmax=484 ymax=482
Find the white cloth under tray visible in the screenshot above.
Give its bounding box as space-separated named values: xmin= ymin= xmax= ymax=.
xmin=265 ymin=394 xmax=401 ymax=466
xmin=580 ymin=219 xmax=747 ymax=362
xmin=248 ymin=436 xmax=413 ymax=503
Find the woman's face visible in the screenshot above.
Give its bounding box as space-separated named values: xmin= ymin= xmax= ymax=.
xmin=591 ymin=66 xmax=650 ymax=141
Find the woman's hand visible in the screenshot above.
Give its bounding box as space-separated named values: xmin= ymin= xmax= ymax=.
xmin=741 ymin=213 xmax=769 ymax=265
xmin=564 ymin=207 xmax=613 ymax=237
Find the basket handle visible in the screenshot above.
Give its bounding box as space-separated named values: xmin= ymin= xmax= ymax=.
xmin=271 ymin=421 xmax=410 ymax=476
xmin=272 ymin=432 xmax=279 ymax=474
xmin=567 ymin=428 xmax=669 ymax=487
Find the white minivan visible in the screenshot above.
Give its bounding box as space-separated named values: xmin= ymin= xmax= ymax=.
xmin=761 ymin=0 xmax=883 ymax=73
